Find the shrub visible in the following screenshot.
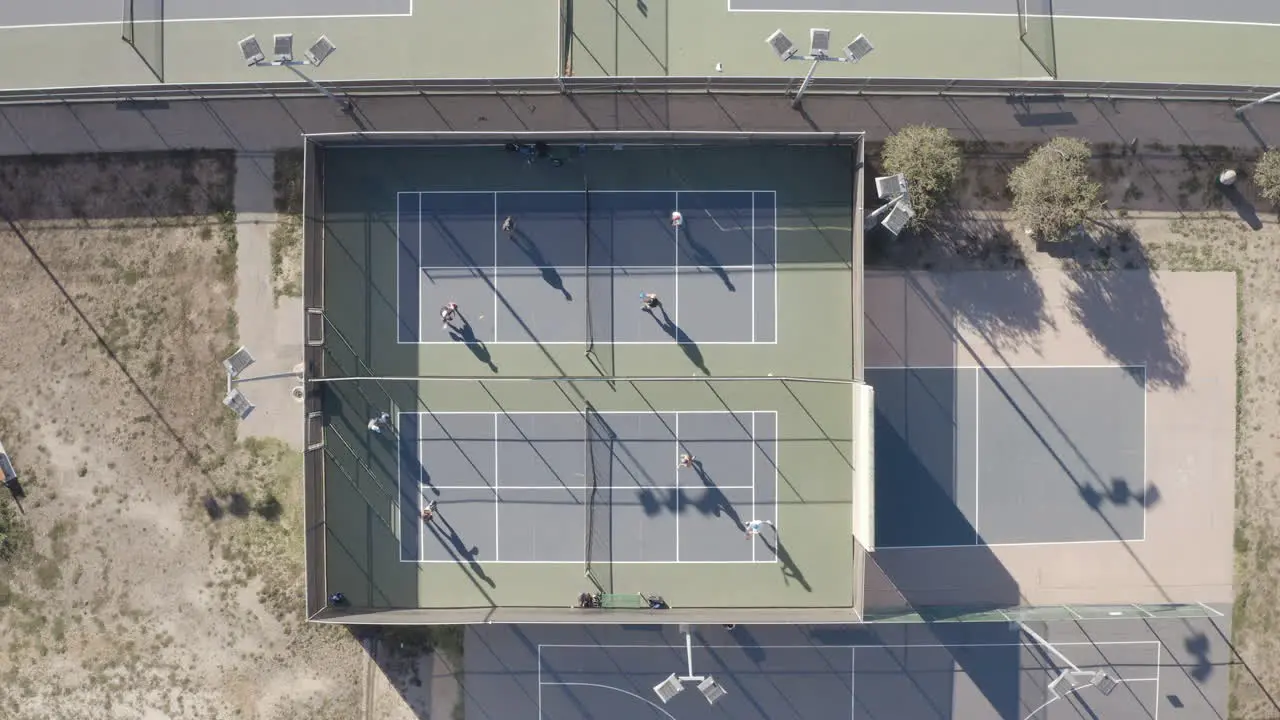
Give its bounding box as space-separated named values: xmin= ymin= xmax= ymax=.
xmin=880 ymin=125 xmax=963 ymax=225
xmin=1008 ymin=137 xmax=1102 ymax=241
xmin=1254 ymin=148 xmax=1280 ymax=205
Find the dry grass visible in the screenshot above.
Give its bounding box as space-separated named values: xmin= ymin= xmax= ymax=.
xmin=0 ymin=151 xmax=365 ymax=719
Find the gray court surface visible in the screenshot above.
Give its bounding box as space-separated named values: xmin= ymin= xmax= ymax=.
xmin=727 ymin=0 xmax=1280 ymax=24
xmin=2 ymin=0 xmax=410 ymax=28
xmin=398 ymin=190 xmax=777 ymax=345
xmin=465 ymin=618 xmax=1230 ymax=720
xmin=397 ymin=410 xmax=779 ymax=564
xmin=868 ymin=366 xmax=1146 ymax=548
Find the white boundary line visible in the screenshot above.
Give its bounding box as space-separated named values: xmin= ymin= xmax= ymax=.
xmin=878 ymin=537 xmax=1146 ymax=550
xmin=850 ymin=646 xmax=856 ymax=720
xmin=773 ymin=192 xmax=779 ymax=343
xmin=494 ymin=413 xmax=500 ymax=561
xmin=540 ymin=682 xmax=678 ymax=720
xmin=674 ymin=412 xmax=681 ymax=563
xmin=973 ymin=365 xmax=981 ymax=545
xmin=541 ymin=640 xmax=1161 ymax=650
xmin=673 ymin=191 xmax=681 ymax=330
xmin=751 ymin=191 xmax=757 ymax=344
xmin=421 ymin=264 xmax=758 ymax=271
xmin=1142 ymin=364 xmax=1149 ymax=542
xmin=0 ymin=7 xmax=413 ymax=31
xmin=1155 ymin=642 xmax=1162 ymax=720
xmin=866 ymin=364 xmax=1147 ymax=370
xmin=751 ymin=411 xmax=757 ymax=564
xmin=410 ymin=409 xmax=780 ymax=564
xmin=492 ymin=193 xmax=499 ymax=341
xmin=417 ymin=192 xmax=425 ymax=343
xmin=397 ymin=410 xmax=406 ymax=561
xmin=410 ymin=340 xmax=779 ymax=345
xmin=396 ymin=192 xmax=404 ymax=343
xmin=721 ymin=1 xmax=1280 ymax=27
xmin=428 ymin=484 xmax=759 ymax=491
xmin=414 ymin=188 xmax=775 ymax=194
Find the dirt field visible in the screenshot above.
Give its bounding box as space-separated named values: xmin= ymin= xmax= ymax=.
xmin=0 ymin=151 xmax=410 ymax=720
xmin=867 ymin=139 xmax=1280 ymax=719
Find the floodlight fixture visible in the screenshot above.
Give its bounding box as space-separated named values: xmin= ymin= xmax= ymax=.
xmin=653 ymin=674 xmax=684 ymax=704
xmin=306 ymin=35 xmax=337 ymax=66
xmin=273 ymin=33 xmax=294 ymax=62
xmin=766 ymin=29 xmax=798 ymax=61
xmin=880 ymin=202 xmax=915 ymax=236
xmin=239 ymin=32 xmax=352 ymax=116
xmin=697 ymin=677 xmax=728 ymax=705
xmin=768 ymin=28 xmax=875 ymax=108
xmin=844 ymin=33 xmax=875 ymax=63
xmin=239 ymin=35 xmax=266 ymax=66
xmin=1236 ymin=88 xmax=1280 ymax=116
xmin=875 ymin=173 xmax=909 ymax=201
xmin=651 ymin=626 xmax=729 ymax=706
xmin=810 ymin=28 xmax=831 ymax=57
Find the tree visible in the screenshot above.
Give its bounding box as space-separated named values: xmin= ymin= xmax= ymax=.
xmin=1008 ymin=137 xmax=1102 ymax=241
xmin=879 ymin=125 xmax=962 ymax=225
xmin=1254 ymin=148 xmax=1280 ymax=205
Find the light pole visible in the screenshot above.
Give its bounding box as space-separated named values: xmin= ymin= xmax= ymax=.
xmin=1235 ymin=89 xmax=1280 ymax=116
xmin=221 ymin=346 xmax=305 ymax=420
xmin=766 ymin=28 xmax=874 ymax=109
xmin=652 ymin=625 xmax=728 ymax=706
xmin=239 ymin=33 xmax=353 ymax=115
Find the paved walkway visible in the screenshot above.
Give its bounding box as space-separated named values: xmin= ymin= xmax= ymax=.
xmin=1 ymin=93 xmax=1278 ymax=156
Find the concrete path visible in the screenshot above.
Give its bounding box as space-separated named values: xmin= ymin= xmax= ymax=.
xmin=232 ymin=151 xmax=304 ymax=448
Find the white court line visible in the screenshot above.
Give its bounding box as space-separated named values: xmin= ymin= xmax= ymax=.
xmin=973 ymin=365 xmax=981 ymax=545
xmin=537 ymin=646 xmax=543 ymax=720
xmin=541 ymin=640 xmax=1161 ymax=650
xmin=417 ymin=192 xmax=426 ymax=343
xmin=396 ymin=192 xmax=403 ymax=344
xmin=408 ymin=409 xmax=766 ymax=415
xmin=747 ymin=409 xmax=752 ymax=561
xmin=850 ymin=647 xmax=856 ymax=720
xmin=772 ymin=192 xmax=778 ymax=343
xmin=429 ymin=484 xmax=759 ymax=491
xmin=0 ymin=8 xmax=412 ymax=31
xmin=721 ymin=1 xmax=1280 ymax=26
xmin=415 ymin=559 xmax=764 ymax=564
xmin=540 ymin=682 xmax=678 ymax=720
xmin=410 ymin=340 xmax=777 ymax=345
xmin=1142 ymin=364 xmax=1149 ymax=542
xmin=751 ymin=191 xmax=757 ymax=344
xmin=494 ymin=413 xmax=500 ymax=561
xmin=866 ymin=364 xmax=1147 ymax=371
xmin=1155 ymin=642 xmax=1162 ymax=720
xmin=877 ymin=537 xmax=1145 ymax=550
xmin=397 ymin=411 xmax=406 ymax=561
xmin=420 ymin=265 xmax=757 ymax=271
xmin=674 ymin=412 xmax=681 ymax=563
xmin=414 ymin=188 xmax=775 ymax=194
xmin=492 ymin=193 xmax=499 ymax=342
xmin=673 ymin=191 xmax=681 ymax=330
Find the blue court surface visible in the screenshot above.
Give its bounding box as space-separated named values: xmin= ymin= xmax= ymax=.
xmin=463 ymin=621 xmax=1217 ymax=720
xmin=395 ymin=190 xmax=778 ymax=344
xmin=396 ymin=408 xmax=780 ymax=565
xmin=868 ymin=365 xmax=1148 ymax=549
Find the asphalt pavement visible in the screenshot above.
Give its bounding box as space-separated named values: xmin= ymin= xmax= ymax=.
xmin=0 ymin=93 xmax=1276 ymax=159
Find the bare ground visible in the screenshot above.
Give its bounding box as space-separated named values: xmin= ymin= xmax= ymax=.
xmin=868 ymin=140 xmax=1280 ymax=719
xmin=0 ymin=152 xmax=440 ymax=719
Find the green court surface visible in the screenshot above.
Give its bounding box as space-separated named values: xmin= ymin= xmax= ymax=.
xmin=312 ymin=141 xmax=862 ymax=612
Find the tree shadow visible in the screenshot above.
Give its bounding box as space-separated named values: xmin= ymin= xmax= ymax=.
xmin=447 ymin=313 xmax=499 ymax=373
xmin=1057 ymin=222 xmax=1190 ymax=390
xmin=867 ymin=207 xmax=1052 ymax=352
xmin=644 ymin=303 xmax=709 ymax=375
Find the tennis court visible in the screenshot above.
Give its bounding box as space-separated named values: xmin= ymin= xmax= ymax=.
xmin=397 ymin=190 xmax=777 ymax=345
xmin=311 ymin=138 xmax=862 ymax=613
xmin=868 ymin=365 xmax=1147 ymax=549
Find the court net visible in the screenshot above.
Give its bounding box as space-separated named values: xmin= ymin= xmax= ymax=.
xmin=584 ymin=403 xmax=613 ymax=579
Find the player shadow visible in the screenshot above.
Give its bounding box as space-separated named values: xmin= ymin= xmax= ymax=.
xmin=759 ymin=532 xmax=810 ymax=592
xmin=679 ymin=223 xmax=736 ymax=292
xmin=1078 ymin=476 xmax=1162 ymax=510
xmin=4 ymin=476 xmax=26 ymax=514
xmin=446 ymin=313 xmax=499 ymax=373
xmin=682 ymin=461 xmax=745 ymax=530
xmin=509 ymin=228 xmax=573 ymax=301
xmin=425 ymin=509 xmax=496 ymax=588
xmin=643 ymin=303 xmax=710 ymax=375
